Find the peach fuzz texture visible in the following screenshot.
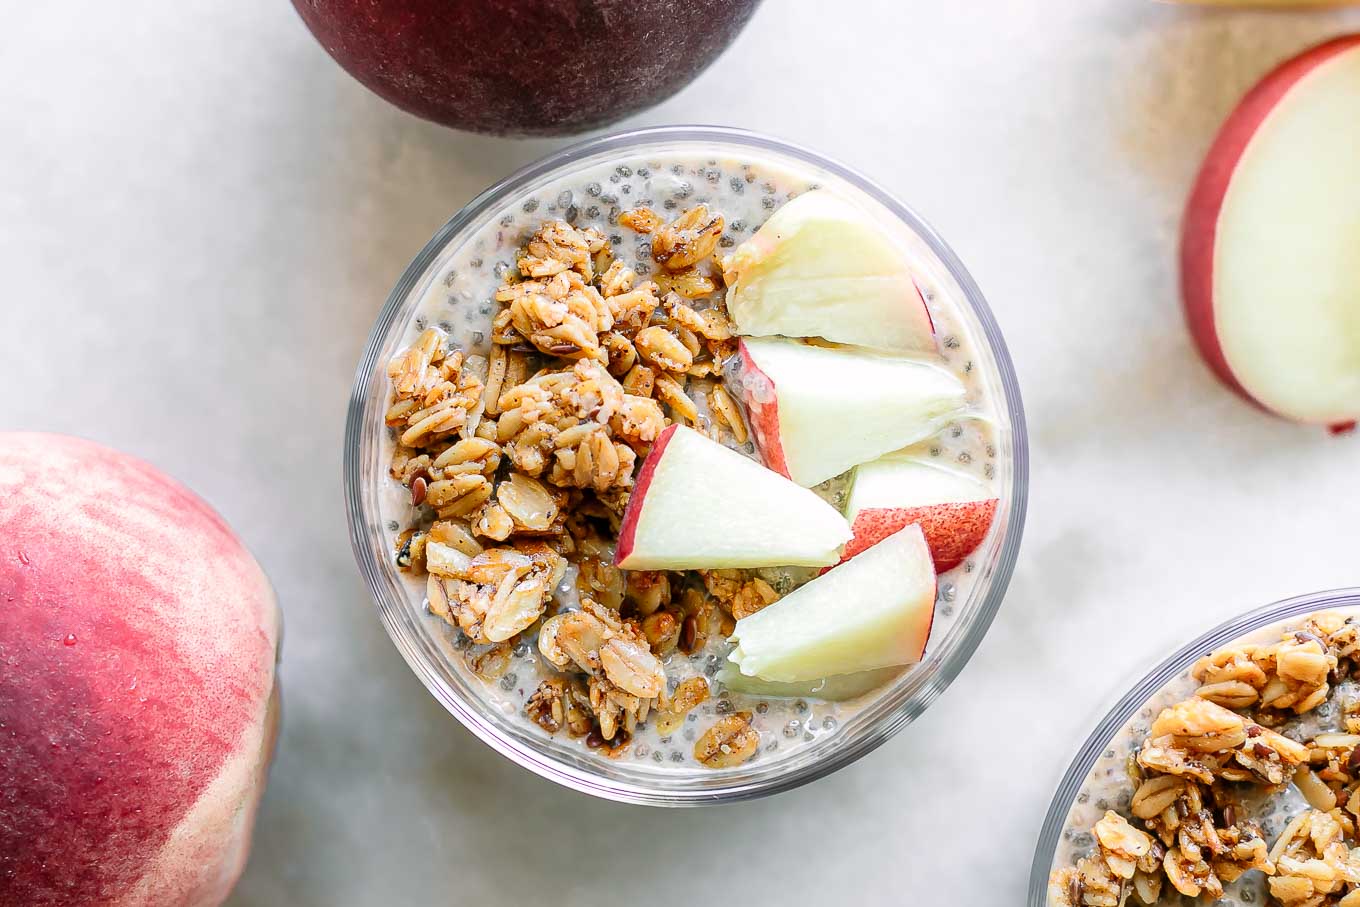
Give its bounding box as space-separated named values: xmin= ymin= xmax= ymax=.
xmin=0 ymin=433 xmax=280 ymax=907
xmin=613 ymin=422 xmax=677 ymax=565
xmin=845 ymin=499 xmax=998 ymax=574
xmin=734 ymin=342 xmax=790 ymax=479
xmin=1180 ymin=33 xmax=1360 ymax=429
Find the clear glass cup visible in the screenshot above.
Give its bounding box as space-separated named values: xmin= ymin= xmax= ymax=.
xmin=343 ymin=125 xmax=1029 ymax=805
xmin=1029 ymin=587 xmax=1360 ymax=903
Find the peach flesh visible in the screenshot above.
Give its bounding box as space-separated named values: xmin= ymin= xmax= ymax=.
xmin=1181 ymin=34 xmax=1360 ymax=431
xmin=0 ymin=433 xmax=279 ymax=907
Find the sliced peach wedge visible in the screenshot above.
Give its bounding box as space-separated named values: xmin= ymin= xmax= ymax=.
xmin=614 ymin=424 xmax=851 ymax=570
xmin=841 ymin=454 xmax=997 ymax=573
xmin=722 ymin=189 xmax=937 ymax=354
xmin=1182 ymin=34 xmax=1360 ymax=430
xmin=716 ymin=664 xmax=903 ymax=701
xmin=727 ymin=524 xmax=936 ymax=683
xmin=736 ymin=336 xmax=968 ymax=487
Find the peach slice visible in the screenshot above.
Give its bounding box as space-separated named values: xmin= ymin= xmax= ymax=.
xmin=736 ymin=337 xmax=968 ymax=487
xmin=723 ymin=190 xmax=937 ymax=354
xmin=1182 ymin=34 xmax=1360 ymax=430
xmin=614 ymin=424 xmax=851 ymax=570
xmin=727 ymin=524 xmax=936 ymax=683
xmin=716 ymin=664 xmax=903 ymax=701
xmin=842 ymin=455 xmax=997 ymax=573
xmin=0 ymin=432 xmax=279 ymax=907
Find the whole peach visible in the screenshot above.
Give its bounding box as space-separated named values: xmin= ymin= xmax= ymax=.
xmin=0 ymin=433 xmax=280 ymax=907
xmin=290 ymin=0 xmax=764 ymax=136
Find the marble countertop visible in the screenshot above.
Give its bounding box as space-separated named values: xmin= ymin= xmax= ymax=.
xmin=5 ymin=2 xmax=1359 ymax=903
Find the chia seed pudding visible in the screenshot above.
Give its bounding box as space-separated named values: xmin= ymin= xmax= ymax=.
xmin=1049 ymin=608 xmax=1360 ymax=906
xmin=373 ymin=140 xmax=1011 ymax=777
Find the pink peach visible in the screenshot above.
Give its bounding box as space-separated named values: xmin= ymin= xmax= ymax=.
xmin=0 ymin=433 xmax=280 ymax=907
xmin=1181 ymin=34 xmax=1360 ymax=430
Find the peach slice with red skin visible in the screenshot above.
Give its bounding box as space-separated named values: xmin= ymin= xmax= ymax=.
xmin=839 ymin=455 xmax=998 ymax=573
xmin=723 ymin=189 xmax=938 ymax=354
xmin=728 ymin=524 xmax=936 ymax=683
xmin=614 ymin=424 xmax=851 ymax=570
xmin=736 ymin=337 xmax=968 ymax=487
xmin=0 ymin=433 xmax=279 ymax=907
xmin=1181 ymin=34 xmax=1360 ymax=431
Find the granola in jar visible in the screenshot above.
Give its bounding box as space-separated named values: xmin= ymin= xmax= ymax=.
xmin=1050 ymin=611 xmax=1360 ymax=906
xmin=377 ymin=148 xmax=1003 ymax=772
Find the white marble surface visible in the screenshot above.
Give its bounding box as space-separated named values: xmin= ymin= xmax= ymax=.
xmin=5 ymin=2 xmax=1360 ymax=903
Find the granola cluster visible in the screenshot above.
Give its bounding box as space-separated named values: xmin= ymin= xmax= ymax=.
xmin=386 ymin=207 xmax=777 ymax=765
xmin=1052 ymin=613 xmax=1360 ymax=906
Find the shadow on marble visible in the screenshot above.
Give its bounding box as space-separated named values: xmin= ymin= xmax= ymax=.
xmin=1113 ymin=10 xmax=1358 ymax=204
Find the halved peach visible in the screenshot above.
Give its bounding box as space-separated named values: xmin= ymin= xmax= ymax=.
xmin=1182 ymin=34 xmax=1360 ymax=430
